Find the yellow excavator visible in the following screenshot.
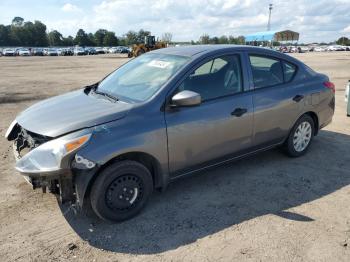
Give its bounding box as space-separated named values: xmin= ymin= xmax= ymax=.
xmin=128 ymin=36 xmax=167 ymax=58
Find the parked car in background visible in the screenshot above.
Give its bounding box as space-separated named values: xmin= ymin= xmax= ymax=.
xmin=18 ymin=48 xmax=31 ymax=56
xmin=109 ymin=47 xmax=118 ymax=53
xmin=279 ymin=46 xmax=288 ymax=53
xmin=314 ymin=46 xmax=327 ymax=52
xmin=74 ymin=47 xmax=86 ymax=56
xmin=299 ymin=46 xmax=309 ymax=53
xmin=116 ymin=46 xmax=129 ymax=54
xmin=32 ymin=48 xmax=44 ymax=56
xmin=95 ymin=47 xmax=105 ymax=54
xmin=85 ymin=47 xmax=97 ymax=55
xmin=47 ymin=48 xmax=58 ymax=56
xmin=3 ymin=48 xmax=16 ymax=56
xmin=61 ymin=48 xmax=74 ymax=56
xmin=6 ymin=45 xmax=335 ymax=222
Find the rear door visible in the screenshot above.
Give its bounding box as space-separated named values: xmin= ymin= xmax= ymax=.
xmin=165 ymin=54 xmax=254 ymax=176
xmin=248 ymin=54 xmax=304 ymax=147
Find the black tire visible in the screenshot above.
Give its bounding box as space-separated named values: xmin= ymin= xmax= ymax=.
xmin=136 ymin=49 xmax=145 ymax=57
xmin=90 ymin=160 xmax=153 ymax=222
xmin=284 ymin=114 xmax=315 ymax=157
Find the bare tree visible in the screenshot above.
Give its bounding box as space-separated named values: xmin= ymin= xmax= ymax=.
xmin=162 ymin=32 xmax=173 ymax=43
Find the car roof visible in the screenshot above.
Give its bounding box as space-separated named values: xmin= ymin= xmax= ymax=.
xmin=152 ymin=45 xmax=303 ymax=65
xmin=152 ymin=45 xmax=273 ymax=56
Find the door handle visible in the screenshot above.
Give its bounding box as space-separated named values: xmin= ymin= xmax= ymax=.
xmin=293 ymin=95 xmax=304 ymax=102
xmin=231 ymin=108 xmax=247 ymax=117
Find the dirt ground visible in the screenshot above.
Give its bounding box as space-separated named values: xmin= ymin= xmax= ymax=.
xmin=0 ymin=52 xmax=349 ymax=262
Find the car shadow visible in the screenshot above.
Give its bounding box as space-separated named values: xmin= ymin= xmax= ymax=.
xmin=60 ymin=129 xmax=350 ymax=254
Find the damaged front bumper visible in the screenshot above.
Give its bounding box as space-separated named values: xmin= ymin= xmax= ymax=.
xmin=6 ymin=121 xmax=98 ymax=205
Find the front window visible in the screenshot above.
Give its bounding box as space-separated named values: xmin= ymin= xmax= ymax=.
xmin=177 ymin=55 xmax=243 ymax=101
xmin=97 ymin=53 xmax=190 ymax=102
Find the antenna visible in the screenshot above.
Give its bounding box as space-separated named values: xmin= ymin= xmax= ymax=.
xmin=267 ymin=4 xmax=273 ymax=31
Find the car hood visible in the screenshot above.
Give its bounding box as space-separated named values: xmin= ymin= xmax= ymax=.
xmin=16 ymin=89 xmax=133 ymax=137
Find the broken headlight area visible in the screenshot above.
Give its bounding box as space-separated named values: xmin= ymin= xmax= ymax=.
xmin=9 ymin=124 xmax=92 ymax=175
xmin=12 ymin=125 xmax=52 ymax=160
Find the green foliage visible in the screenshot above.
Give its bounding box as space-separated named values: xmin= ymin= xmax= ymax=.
xmin=103 ymin=31 xmax=118 ymax=46
xmin=124 ymin=30 xmax=138 ymax=45
xmin=200 ymin=34 xmax=210 ymax=44
xmin=48 ymin=30 xmax=63 ymax=46
xmin=1 ymin=16 xmax=302 ymax=48
xmin=62 ymin=36 xmax=74 ymax=46
xmin=1 ymin=18 xmax=48 ymax=46
xmin=74 ymin=29 xmax=94 ymax=46
xmin=198 ymin=34 xmax=245 ymax=45
xmin=88 ymin=33 xmax=96 ymax=46
xmin=94 ymin=29 xmax=108 ymax=46
xmin=136 ymin=29 xmax=151 ymax=43
xmin=122 ymin=29 xmax=151 ymax=45
xmin=0 ymin=25 xmax=10 ymax=46
xmin=12 ymin=17 xmax=24 ymax=27
xmin=336 ymin=37 xmax=350 ymax=46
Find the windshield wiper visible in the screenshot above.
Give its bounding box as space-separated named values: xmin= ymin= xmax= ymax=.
xmin=90 ymin=85 xmax=119 ymax=102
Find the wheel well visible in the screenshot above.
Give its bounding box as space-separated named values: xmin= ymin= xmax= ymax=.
xmin=82 ymin=152 xmax=163 ymax=207
xmin=91 ymin=152 xmax=162 ymax=190
xmin=304 ymin=111 xmax=319 ymax=135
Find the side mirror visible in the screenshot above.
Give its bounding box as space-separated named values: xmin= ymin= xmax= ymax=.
xmin=171 ymin=90 xmax=201 ymax=107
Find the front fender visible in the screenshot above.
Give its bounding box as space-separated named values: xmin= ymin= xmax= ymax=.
xmin=73 ymin=113 xmax=169 ymax=206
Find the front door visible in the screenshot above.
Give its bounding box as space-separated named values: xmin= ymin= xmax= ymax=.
xmin=165 ymin=54 xmax=254 ymax=175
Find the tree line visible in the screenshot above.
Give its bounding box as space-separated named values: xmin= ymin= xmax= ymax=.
xmin=0 ymin=17 xmax=170 ymax=47
xmin=194 ymin=34 xmax=245 ymax=45
xmin=3 ymin=16 xmax=347 ymax=48
xmin=0 ymin=17 xmax=247 ymax=47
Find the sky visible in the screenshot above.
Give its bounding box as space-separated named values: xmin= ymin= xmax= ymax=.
xmin=0 ymin=0 xmax=350 ymax=43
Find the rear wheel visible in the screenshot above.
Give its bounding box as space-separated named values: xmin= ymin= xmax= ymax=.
xmin=284 ymin=115 xmax=315 ymax=157
xmin=90 ymin=160 xmax=153 ymax=222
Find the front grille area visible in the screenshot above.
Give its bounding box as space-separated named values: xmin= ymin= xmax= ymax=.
xmin=13 ymin=125 xmax=52 ymax=159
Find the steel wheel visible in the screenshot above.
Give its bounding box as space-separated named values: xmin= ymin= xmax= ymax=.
xmin=105 ymin=174 xmax=144 ymax=211
xmin=90 ymin=160 xmax=153 ymax=222
xmin=293 ymin=121 xmax=312 ymax=152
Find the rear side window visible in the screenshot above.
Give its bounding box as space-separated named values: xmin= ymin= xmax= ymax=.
xmin=283 ymin=61 xmax=297 ymax=82
xmin=249 ymin=55 xmax=283 ymax=89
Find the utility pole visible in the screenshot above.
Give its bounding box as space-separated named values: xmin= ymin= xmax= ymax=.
xmin=267 ymin=3 xmax=273 ymax=31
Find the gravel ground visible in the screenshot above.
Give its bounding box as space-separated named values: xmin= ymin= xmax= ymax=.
xmin=0 ymin=52 xmax=349 ymax=262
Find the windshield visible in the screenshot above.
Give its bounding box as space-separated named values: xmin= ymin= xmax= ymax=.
xmin=97 ymin=53 xmax=190 ymax=102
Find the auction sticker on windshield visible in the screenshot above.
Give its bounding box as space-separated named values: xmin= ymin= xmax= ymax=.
xmin=147 ymin=60 xmax=171 ymax=69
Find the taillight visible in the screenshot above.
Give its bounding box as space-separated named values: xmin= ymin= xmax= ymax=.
xmin=323 ymin=81 xmax=335 ymax=93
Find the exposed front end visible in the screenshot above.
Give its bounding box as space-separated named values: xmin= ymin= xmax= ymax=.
xmin=5 ymin=121 xmax=96 ymax=205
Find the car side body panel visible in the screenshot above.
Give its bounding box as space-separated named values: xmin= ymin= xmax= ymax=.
xmin=76 ymin=104 xmax=169 ymax=187
xmin=166 ymin=92 xmax=254 ymax=176
xmin=6 ymin=45 xmax=335 ymax=209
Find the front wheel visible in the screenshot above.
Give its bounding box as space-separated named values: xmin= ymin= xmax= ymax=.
xmin=284 ymin=115 xmax=315 ymax=157
xmin=136 ymin=49 xmax=145 ymax=57
xmin=90 ymin=160 xmax=153 ymax=222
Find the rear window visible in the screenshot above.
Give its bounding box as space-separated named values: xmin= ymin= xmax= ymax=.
xmin=249 ymin=55 xmax=283 ymax=89
xmin=283 ymin=61 xmax=297 ymax=82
